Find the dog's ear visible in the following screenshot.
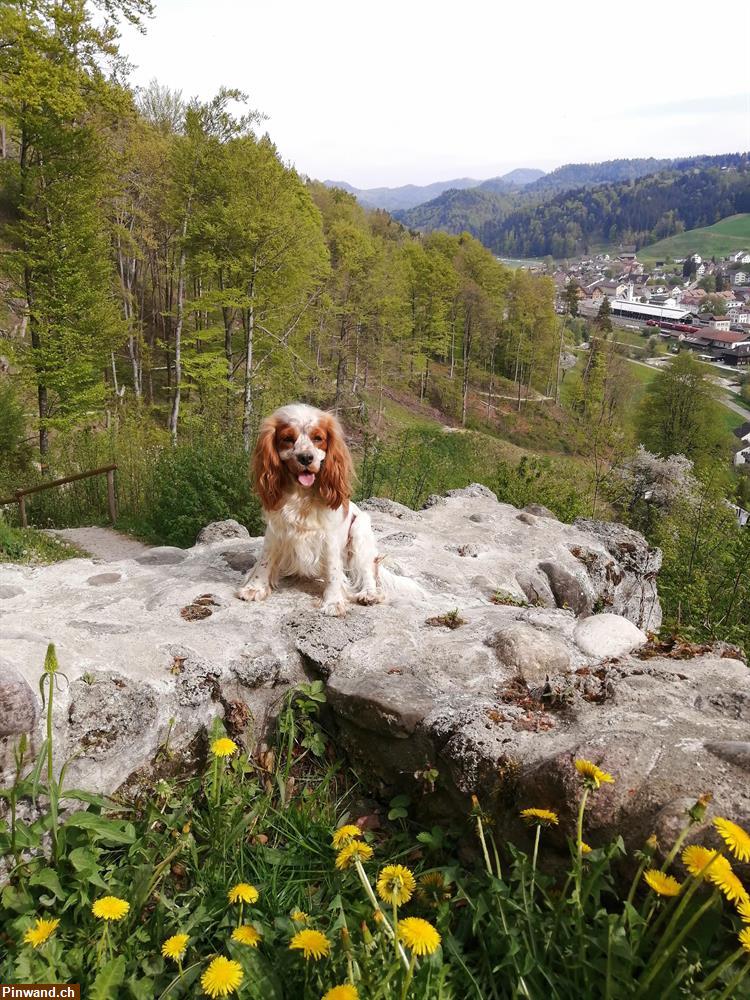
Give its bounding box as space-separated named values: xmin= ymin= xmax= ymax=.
xmin=253 ymin=418 xmax=285 ymax=510
xmin=317 ymin=414 xmax=353 ymax=510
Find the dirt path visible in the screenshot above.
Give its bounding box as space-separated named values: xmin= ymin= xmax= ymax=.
xmin=46 ymin=526 xmax=152 ymax=562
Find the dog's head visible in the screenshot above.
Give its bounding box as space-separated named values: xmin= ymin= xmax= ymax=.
xmin=252 ymin=404 xmax=353 ymax=511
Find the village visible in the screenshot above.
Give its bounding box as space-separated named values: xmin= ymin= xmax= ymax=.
xmin=550 ymin=247 xmax=750 ymax=365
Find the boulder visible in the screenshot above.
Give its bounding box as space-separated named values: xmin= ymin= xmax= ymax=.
xmin=196 ymin=520 xmax=251 ymax=545
xmin=2 ymin=485 xmax=745 ymax=851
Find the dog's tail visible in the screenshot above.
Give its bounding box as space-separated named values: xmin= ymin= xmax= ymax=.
xmin=377 ymin=562 xmax=428 ymax=603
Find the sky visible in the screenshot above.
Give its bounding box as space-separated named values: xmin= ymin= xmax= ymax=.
xmin=119 ymin=0 xmax=750 ymax=189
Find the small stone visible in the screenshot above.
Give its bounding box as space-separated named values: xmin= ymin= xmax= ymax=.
xmin=446 ymin=484 xmax=498 ymax=501
xmin=196 ymin=520 xmax=251 ymax=545
xmin=538 ymin=561 xmax=592 ymax=616
xmin=523 ymin=504 xmax=557 ymax=519
xmin=488 ymin=623 xmax=572 ymax=685
xmin=381 ymin=532 xmax=417 ymax=546
xmin=359 ymin=497 xmax=420 ymax=519
xmin=574 ymin=614 xmax=647 ymax=659
xmin=86 ymin=573 xmax=122 ymax=587
xmin=219 ymin=545 xmax=258 ymax=574
xmin=516 ymin=513 xmax=536 ymax=525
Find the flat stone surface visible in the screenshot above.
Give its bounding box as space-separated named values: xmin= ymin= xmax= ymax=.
xmin=3 ymin=487 xmax=746 ymax=849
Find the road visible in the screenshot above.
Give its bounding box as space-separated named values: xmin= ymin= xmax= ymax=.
xmin=45 ymin=526 xmax=152 ymax=561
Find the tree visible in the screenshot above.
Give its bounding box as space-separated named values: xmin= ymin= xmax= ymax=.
xmin=698 ymin=294 xmax=727 ymax=316
xmin=563 ymin=281 xmax=580 ymax=316
xmin=595 ymin=295 xmax=612 ymax=333
xmin=636 ymin=352 xmax=728 ymax=465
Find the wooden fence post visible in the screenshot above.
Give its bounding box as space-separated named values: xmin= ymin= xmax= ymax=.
xmin=17 ymin=492 xmax=27 ymax=528
xmin=106 ymin=468 xmax=117 ymax=524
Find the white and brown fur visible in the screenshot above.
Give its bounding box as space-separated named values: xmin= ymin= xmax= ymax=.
xmin=237 ymin=403 xmax=420 ymax=616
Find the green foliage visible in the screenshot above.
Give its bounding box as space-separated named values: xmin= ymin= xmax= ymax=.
xmin=0 ymin=518 xmax=83 ymax=564
xmin=493 ymin=455 xmax=589 ymax=522
xmin=0 ymin=380 xmax=31 ymax=484
xmin=638 ymin=213 xmax=750 ymax=263
xmin=2 ymin=654 xmax=750 ymax=998
xmin=140 ymin=436 xmax=261 ymax=547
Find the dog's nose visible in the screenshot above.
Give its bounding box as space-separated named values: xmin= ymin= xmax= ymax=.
xmin=298 ymin=453 xmax=314 ymax=467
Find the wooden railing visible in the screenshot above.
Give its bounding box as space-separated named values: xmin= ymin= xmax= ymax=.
xmin=0 ymin=464 xmax=118 ymax=528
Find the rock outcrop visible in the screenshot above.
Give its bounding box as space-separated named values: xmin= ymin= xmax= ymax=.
xmin=1 ymin=486 xmax=747 ymax=850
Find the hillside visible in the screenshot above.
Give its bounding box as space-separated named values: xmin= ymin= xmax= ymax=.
xmin=637 ymin=213 xmax=750 ymax=261
xmin=397 ymin=155 xmax=750 ymax=257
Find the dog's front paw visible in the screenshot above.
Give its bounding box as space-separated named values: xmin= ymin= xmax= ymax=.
xmin=355 ymin=589 xmax=384 ymax=606
xmin=320 ymin=598 xmax=347 ymax=617
xmin=237 ymin=583 xmax=269 ymax=602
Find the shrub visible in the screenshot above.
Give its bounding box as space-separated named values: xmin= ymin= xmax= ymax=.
xmin=141 ymin=436 xmax=262 ymax=546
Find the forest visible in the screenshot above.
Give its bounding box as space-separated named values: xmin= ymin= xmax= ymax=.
xmin=0 ymin=0 xmax=749 ymax=657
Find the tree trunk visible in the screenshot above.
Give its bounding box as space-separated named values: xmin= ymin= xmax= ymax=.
xmin=168 ymin=242 xmax=186 ymax=444
xmin=241 ymin=265 xmax=257 ymax=452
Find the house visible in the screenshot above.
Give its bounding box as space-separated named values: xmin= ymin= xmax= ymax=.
xmin=700 ymin=314 xmax=731 ymax=331
xmin=695 ymin=262 xmax=707 ymax=277
xmin=719 ymin=342 xmax=750 ymax=366
xmin=730 ymin=250 xmax=750 ymax=264
xmin=734 ymin=271 xmax=748 ymax=286
xmin=690 ymin=254 xmax=703 ymax=265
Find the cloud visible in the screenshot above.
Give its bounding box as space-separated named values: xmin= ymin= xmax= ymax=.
xmin=623 ymin=94 xmax=749 ymax=118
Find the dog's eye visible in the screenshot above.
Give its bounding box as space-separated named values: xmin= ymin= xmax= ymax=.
xmin=312 ymin=435 xmax=323 ymax=444
xmin=281 ymin=437 xmax=294 ymax=446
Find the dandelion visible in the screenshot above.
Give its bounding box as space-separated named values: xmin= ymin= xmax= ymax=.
xmin=741 ymin=927 xmax=750 ymax=953
xmin=737 ymin=897 xmax=750 ymax=923
xmin=376 ymin=865 xmax=416 ymax=906
xmin=643 ymin=869 xmax=682 ymax=897
xmin=574 ymin=758 xmax=614 ymax=789
xmin=231 ymin=925 xmax=261 ymax=947
xmin=418 ymin=871 xmax=450 ymax=904
xmin=331 ymin=825 xmax=363 ymax=849
xmin=335 ymin=841 xmax=373 ymax=870
xmin=162 ymin=933 xmax=189 ymax=962
xmin=23 ymin=918 xmax=60 ymax=948
xmin=708 ymin=866 xmax=749 ymax=904
xmin=228 ymin=883 xmax=259 ymax=905
xmin=681 ymin=845 xmax=728 ymax=879
xmin=398 ymin=916 xmax=441 ymax=956
xmin=714 ymin=817 xmax=750 ymax=864
xmin=580 ymin=842 xmax=592 ymax=855
xmin=211 ymin=738 xmax=238 ymax=758
xmin=200 ymin=956 xmax=243 ymax=997
xmin=289 ymin=928 xmax=331 ymax=960
xmin=520 ymin=807 xmax=559 ymax=827
xmin=323 ymin=987 xmax=359 ymax=1000
xmin=92 ymin=896 xmax=130 ymax=921
xmin=291 ymin=910 xmax=309 ymax=923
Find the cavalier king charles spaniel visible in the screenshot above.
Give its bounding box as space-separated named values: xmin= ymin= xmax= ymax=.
xmin=237 ymin=403 xmax=420 ymax=616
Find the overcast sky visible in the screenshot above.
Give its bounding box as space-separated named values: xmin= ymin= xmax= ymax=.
xmin=119 ymin=0 xmax=750 ymax=188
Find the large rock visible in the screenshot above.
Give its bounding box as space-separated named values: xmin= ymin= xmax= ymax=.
xmin=1 ymin=491 xmax=746 ymax=851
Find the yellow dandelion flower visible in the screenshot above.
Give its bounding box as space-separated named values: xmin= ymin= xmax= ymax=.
xmin=643 ymin=870 xmax=682 ymax=897
xmin=200 ymin=955 xmax=243 ymax=997
xmin=211 ymin=738 xmax=238 ymax=758
xmin=335 ymin=840 xmax=374 ymax=870
xmin=740 ymin=927 xmax=750 ymax=954
xmin=737 ymin=897 xmax=750 ymax=923
xmin=714 ymin=818 xmax=750 ymax=864
xmin=92 ymin=896 xmax=130 ymax=921
xmin=228 ymin=883 xmax=259 ymax=905
xmin=331 ymin=825 xmax=363 ymax=849
xmin=231 ymin=924 xmax=261 ymax=947
xmin=376 ymin=865 xmax=416 ymax=906
xmin=289 ymin=928 xmax=331 ymax=960
xmin=323 ymin=986 xmax=359 ymax=1000
xmin=574 ymin=759 xmax=614 ymax=789
xmin=681 ymin=845 xmax=729 ymax=879
xmin=708 ymin=866 xmax=749 ymax=904
xmin=520 ymin=807 xmax=559 ymax=827
xmin=580 ymin=842 xmax=593 ymax=855
xmin=23 ymin=918 xmax=60 ymax=948
xmin=291 ymin=909 xmax=309 ymax=923
xmin=161 ymin=933 xmax=189 ymax=962
xmin=398 ymin=916 xmax=441 ymax=956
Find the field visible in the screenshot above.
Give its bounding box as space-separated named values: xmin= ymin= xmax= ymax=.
xmin=638 ymin=214 xmax=750 ymax=262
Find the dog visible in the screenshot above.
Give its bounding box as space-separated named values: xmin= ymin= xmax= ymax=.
xmin=237 ymin=403 xmax=420 ymax=616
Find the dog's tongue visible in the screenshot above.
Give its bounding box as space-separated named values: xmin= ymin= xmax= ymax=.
xmin=298 ymin=471 xmax=316 ymax=488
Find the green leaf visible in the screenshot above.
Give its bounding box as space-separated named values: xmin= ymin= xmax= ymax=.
xmin=90 ymin=955 xmax=126 ymax=999
xmin=63 ymin=812 xmax=136 ymax=844
xmin=29 ymin=867 xmax=66 ymax=900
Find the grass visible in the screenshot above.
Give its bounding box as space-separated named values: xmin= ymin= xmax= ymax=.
xmin=638 ymin=214 xmax=750 ymax=263
xmin=0 ymin=519 xmax=86 ymax=564
xmin=3 ymin=649 xmax=750 ymax=998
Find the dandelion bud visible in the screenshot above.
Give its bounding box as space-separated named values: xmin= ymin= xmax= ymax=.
xmin=689 ymin=792 xmax=713 ymax=823
xmin=645 ymin=834 xmax=659 ymax=854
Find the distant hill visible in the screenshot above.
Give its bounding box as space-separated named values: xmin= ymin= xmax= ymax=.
xmin=395 ymin=153 xmax=749 ymax=257
xmin=637 ymin=214 xmax=750 ymax=262
xmin=322 ymin=167 xmax=544 ymax=212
